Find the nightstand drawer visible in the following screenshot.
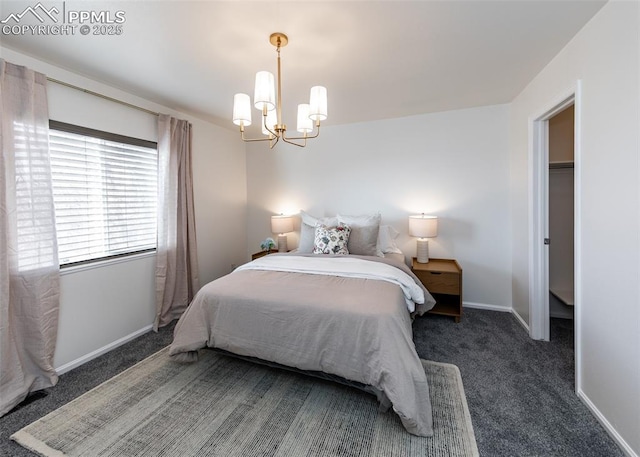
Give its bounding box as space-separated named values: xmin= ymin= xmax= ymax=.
xmin=416 ymin=271 xmax=460 ymax=295
xmin=411 ymin=257 xmax=463 ymax=322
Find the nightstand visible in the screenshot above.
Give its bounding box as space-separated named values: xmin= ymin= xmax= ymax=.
xmin=251 ymin=250 xmax=278 ymax=260
xmin=411 ymin=258 xmax=463 ymax=322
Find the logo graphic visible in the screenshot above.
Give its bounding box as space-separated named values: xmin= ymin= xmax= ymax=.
xmin=1 ymin=2 xmax=59 ymax=24
xmin=1 ymin=2 xmax=126 ymax=36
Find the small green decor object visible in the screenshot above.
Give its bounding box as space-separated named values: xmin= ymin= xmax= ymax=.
xmin=260 ymin=237 xmax=276 ymax=252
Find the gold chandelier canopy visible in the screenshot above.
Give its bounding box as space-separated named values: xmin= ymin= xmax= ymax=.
xmin=232 ymin=33 xmax=328 ymax=148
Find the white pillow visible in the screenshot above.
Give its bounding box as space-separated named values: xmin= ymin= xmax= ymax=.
xmin=336 ymin=213 xmax=381 ymax=257
xmin=298 ymin=210 xmax=338 ymax=253
xmin=377 ymin=225 xmax=403 ymax=255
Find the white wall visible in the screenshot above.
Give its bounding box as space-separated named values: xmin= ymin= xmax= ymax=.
xmin=246 ymin=104 xmax=512 ymax=310
xmin=508 ymin=1 xmax=640 ymax=455
xmin=0 ymin=47 xmax=248 ymax=370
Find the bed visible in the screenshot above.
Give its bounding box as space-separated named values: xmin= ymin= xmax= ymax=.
xmin=170 ymin=204 xmax=436 ymax=436
xmin=169 ymin=250 xmax=437 ymax=437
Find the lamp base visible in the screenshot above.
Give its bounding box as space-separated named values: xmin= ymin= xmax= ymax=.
xmin=416 ymin=238 xmax=430 ymax=263
xmin=277 ymin=234 xmax=288 ymax=252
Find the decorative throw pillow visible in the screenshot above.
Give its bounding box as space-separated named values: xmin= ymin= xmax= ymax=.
xmin=298 ymin=210 xmax=339 ymax=253
xmin=336 ymin=213 xmax=381 ymax=256
xmin=313 ymin=223 xmax=351 ymax=255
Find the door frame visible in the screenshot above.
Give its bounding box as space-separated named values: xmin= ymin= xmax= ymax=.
xmin=528 ymin=80 xmax=582 ymax=389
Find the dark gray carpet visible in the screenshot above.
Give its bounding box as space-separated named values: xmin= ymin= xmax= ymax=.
xmin=0 ymin=309 xmax=624 ymax=457
xmin=413 ymin=309 xmax=624 ymax=457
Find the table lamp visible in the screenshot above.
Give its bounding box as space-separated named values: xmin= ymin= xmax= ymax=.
xmin=271 ymin=214 xmax=293 ymax=252
xmin=409 ymin=214 xmax=438 ymax=263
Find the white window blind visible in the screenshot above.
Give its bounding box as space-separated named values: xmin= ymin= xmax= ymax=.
xmin=13 ymin=121 xmax=58 ymax=272
xmin=48 ymin=121 xmax=158 ymax=266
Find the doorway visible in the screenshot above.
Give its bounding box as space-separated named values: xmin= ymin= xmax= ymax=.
xmin=548 ymin=105 xmax=574 ymax=323
xmin=529 ymin=81 xmax=581 ymax=391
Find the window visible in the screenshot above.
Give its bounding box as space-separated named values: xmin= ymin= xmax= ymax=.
xmin=48 ymin=121 xmax=158 ymax=266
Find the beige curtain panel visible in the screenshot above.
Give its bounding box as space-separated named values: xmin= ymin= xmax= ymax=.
xmin=154 ymin=114 xmax=199 ymax=330
xmin=0 ymin=60 xmax=60 ymax=417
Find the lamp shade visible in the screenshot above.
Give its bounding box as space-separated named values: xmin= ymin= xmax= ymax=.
xmin=409 ymin=214 xmax=438 ymax=238
xmin=309 ymin=86 xmax=328 ymax=121
xmin=297 ymin=104 xmax=313 ymax=133
xmin=232 ymin=93 xmax=252 ymax=126
xmin=254 ymin=71 xmax=275 ymax=111
xmin=271 ymin=215 xmax=293 ymax=234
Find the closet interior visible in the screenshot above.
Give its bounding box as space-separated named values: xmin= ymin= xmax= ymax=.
xmin=548 ymin=105 xmax=574 ymax=320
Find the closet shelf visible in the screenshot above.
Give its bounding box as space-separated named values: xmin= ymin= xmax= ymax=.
xmin=549 ymin=161 xmax=574 ymax=169
xmin=550 ymin=288 xmax=574 ymax=306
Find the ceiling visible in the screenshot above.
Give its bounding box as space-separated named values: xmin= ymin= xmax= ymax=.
xmin=1 ymin=1 xmax=606 ymax=133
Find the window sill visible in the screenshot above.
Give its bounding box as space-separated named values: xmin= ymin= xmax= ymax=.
xmin=59 ymin=251 xmax=156 ymax=276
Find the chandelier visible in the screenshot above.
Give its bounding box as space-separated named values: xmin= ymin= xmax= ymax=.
xmin=232 ymin=32 xmax=328 ymax=148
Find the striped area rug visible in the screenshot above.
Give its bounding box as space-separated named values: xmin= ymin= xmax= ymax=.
xmin=12 ymin=347 xmax=478 ymax=457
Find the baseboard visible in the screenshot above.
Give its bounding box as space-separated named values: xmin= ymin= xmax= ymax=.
xmin=577 ymin=390 xmax=638 ymax=457
xmin=55 ymin=325 xmax=154 ymax=375
xmin=463 ymin=301 xmax=511 ymax=312
xmin=510 ymin=308 xmax=530 ymax=333
xmin=463 ymin=302 xmax=531 ymax=334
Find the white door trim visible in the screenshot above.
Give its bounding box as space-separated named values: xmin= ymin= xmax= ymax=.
xmin=528 ymin=80 xmax=582 ymax=391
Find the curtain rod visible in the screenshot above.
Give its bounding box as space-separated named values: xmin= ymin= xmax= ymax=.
xmin=47 ymin=77 xmax=160 ymax=117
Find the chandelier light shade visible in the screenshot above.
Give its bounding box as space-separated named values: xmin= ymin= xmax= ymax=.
xmin=232 ymin=32 xmax=328 ymax=148
xmin=232 ymin=93 xmax=252 ymax=126
xmin=409 ymin=214 xmax=438 ymax=264
xmin=297 ymin=104 xmax=313 ymax=133
xmin=254 ymin=71 xmax=275 ymax=111
xmin=309 ymin=86 xmax=328 ymax=121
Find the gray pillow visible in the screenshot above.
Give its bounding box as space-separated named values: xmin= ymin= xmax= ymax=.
xmin=336 ymin=213 xmax=381 ymax=256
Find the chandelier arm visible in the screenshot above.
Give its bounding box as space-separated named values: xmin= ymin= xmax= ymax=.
xmin=282 ymin=121 xmax=321 ymax=141
xmin=262 ymin=109 xmax=279 ymax=138
xmin=269 ymin=135 xmax=280 ymax=149
xmin=239 ymin=126 xmax=274 ymax=143
xmin=281 ymin=136 xmax=307 ymax=148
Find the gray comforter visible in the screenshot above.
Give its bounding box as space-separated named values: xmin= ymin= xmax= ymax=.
xmin=169 ymin=254 xmax=436 ymax=436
